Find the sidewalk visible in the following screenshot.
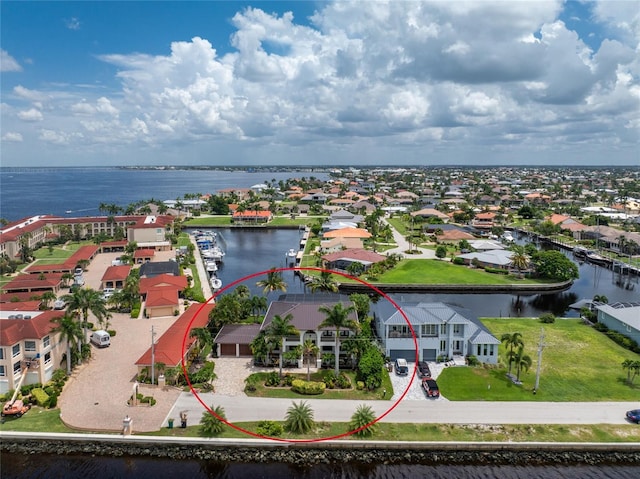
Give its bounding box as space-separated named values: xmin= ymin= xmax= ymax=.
xmin=381 ymin=218 xmax=436 ymax=259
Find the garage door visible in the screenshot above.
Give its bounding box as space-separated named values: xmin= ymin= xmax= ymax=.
xmin=422 ymin=349 xmax=437 ymax=361
xmin=220 ymin=344 xmax=236 ymax=356
xmin=389 ymin=349 xmax=417 ymax=362
xmin=238 ymin=344 xmax=252 ymax=356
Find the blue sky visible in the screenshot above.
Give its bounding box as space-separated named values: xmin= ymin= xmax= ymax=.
xmin=1 ymin=1 xmax=638 ymax=167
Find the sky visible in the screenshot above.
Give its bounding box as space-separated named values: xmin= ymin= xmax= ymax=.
xmin=1 ymin=0 xmax=639 ymax=167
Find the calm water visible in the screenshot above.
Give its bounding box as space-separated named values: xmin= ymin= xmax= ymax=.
xmin=2 ymin=168 xmax=638 ymax=476
xmin=2 ymin=453 xmax=639 ymax=479
xmin=0 ymin=167 xmax=328 ymax=222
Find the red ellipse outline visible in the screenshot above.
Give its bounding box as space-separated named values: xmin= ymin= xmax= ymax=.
xmin=181 ymin=266 xmax=419 ymax=443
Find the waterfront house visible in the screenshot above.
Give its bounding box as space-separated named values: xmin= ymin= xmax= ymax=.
xmin=0 ymin=308 xmax=66 ymax=394
xmin=471 ymin=212 xmax=497 ymax=230
xmin=375 ymin=302 xmax=500 ymax=363
xmin=411 ymin=208 xmax=450 ymax=223
xmin=214 ymin=324 xmax=261 ymax=357
xmin=457 ymin=249 xmax=513 ymax=269
xmin=321 ymin=248 xmax=387 ymax=273
xmin=595 ymin=302 xmax=640 ymax=346
xmin=134 ymin=303 xmax=214 ymax=381
xmin=231 ymin=210 xmax=273 ymax=224
xmin=139 ymin=261 xmax=180 ymax=278
xmin=139 ymin=274 xmax=188 ymax=318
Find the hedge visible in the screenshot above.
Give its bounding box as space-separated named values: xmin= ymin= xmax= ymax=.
xmin=31 ymin=387 xmax=50 ymax=407
xmin=291 ymin=379 xmax=326 ymax=395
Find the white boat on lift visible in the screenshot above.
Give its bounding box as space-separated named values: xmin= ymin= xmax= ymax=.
xmin=202 ymin=246 xmax=225 ymax=262
xmin=210 ymin=276 xmax=223 ymax=292
xmin=206 ymin=260 xmax=218 ymax=272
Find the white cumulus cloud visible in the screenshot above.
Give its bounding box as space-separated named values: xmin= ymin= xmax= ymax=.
xmin=17 ymin=108 xmax=43 ymax=122
xmin=1 ymin=49 xmax=22 ymax=72
xmin=2 ymin=132 xmax=24 ymax=142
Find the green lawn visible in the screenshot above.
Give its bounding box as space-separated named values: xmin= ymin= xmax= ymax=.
xmin=183 ymin=216 xmax=232 ymax=227
xmin=438 ymin=318 xmax=640 ymax=401
xmin=33 ymin=247 xmax=75 ymax=260
xmin=374 ymin=259 xmax=542 ymax=285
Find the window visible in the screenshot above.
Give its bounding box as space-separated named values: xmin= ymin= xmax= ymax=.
xmin=490 ymin=345 xmax=495 ymax=356
xmin=477 ymin=344 xmax=481 ymax=356
xmin=0 ymin=365 xmax=5 ymax=377
xmin=43 ymin=336 xmax=50 ymax=349
xmin=440 ymin=340 xmax=447 ymax=352
xmin=13 ymin=361 xmax=21 ymax=375
xmin=0 ymin=347 xmax=4 ymax=360
xmin=25 ymin=340 xmax=36 ymax=352
xmin=12 ymin=344 xmax=20 ymax=358
xmin=453 ymin=324 xmax=463 ymax=335
xmin=421 ymin=324 xmax=437 ymax=337
xmin=483 ymin=344 xmax=488 ymax=356
xmin=440 ymin=324 xmax=448 ymax=335
xmin=44 ymin=352 xmax=52 ymax=365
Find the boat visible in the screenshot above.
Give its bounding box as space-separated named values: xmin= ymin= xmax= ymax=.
xmin=202 ymin=246 xmax=225 ymax=262
xmin=287 ymin=248 xmax=297 ymax=258
xmin=586 ymin=251 xmax=608 ymax=266
xmin=210 ymin=276 xmax=223 ymax=292
xmin=205 ymin=260 xmax=218 ymax=273
xmin=573 ymin=246 xmax=589 ymax=259
xmin=502 ymin=232 xmax=514 ymax=242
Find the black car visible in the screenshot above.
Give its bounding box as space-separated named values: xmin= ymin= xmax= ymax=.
xmin=417 ymin=361 xmax=431 ymax=378
xmin=421 ymin=378 xmax=440 ymax=398
xmin=626 ymin=409 xmax=640 ymax=424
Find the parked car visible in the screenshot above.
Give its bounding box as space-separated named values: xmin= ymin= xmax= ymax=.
xmin=417 ymin=361 xmax=431 ymax=378
xmin=626 ymin=409 xmax=640 ymax=424
xmin=394 ymin=358 xmax=409 ymax=376
xmin=421 ymin=378 xmax=440 ymax=398
xmin=53 ymin=299 xmax=66 ymax=310
xmin=102 ymin=288 xmax=115 ymax=300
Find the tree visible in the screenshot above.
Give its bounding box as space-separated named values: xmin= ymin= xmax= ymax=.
xmin=51 ymin=314 xmax=83 ymax=375
xmin=256 ymin=268 xmax=287 ymax=294
xmin=200 ymin=405 xmax=227 ymax=436
xmin=284 ymin=401 xmax=314 ymax=434
xmin=435 ymin=245 xmax=447 ymax=259
xmin=63 ymin=288 xmax=110 ymax=360
xmin=189 ymin=327 xmax=213 ymax=358
xmin=266 ymin=314 xmax=299 ymax=378
xmin=346 ymin=261 xmax=365 ymax=277
xmin=514 ymin=345 xmax=532 ymax=382
xmin=302 ymin=339 xmax=319 ymax=381
xmin=308 ymin=270 xmax=339 ymax=293
xmin=622 ymin=359 xmax=640 ymax=385
xmin=500 ymin=332 xmax=524 ymax=376
xmin=532 ymin=250 xmax=579 ymax=281
xmin=509 ymin=245 xmax=530 ymax=278
xmin=40 ymin=291 xmax=57 ymax=309
xmin=349 ymin=404 xmax=378 ymax=438
xmin=18 ymin=233 xmax=33 ymax=263
xmin=349 ymin=293 xmax=371 ymax=321
xmin=249 ymin=295 xmax=268 ymax=317
xmin=318 ymin=303 xmax=358 ymax=376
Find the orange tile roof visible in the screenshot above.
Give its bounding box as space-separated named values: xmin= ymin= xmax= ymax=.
xmin=1 ymin=310 xmax=64 ymax=345
xmin=321 ymin=248 xmax=386 ymax=264
xmin=232 ymin=210 xmax=272 ymax=218
xmin=139 ymin=274 xmax=188 ymax=294
xmin=145 ymin=287 xmax=179 ymax=308
xmin=133 ymin=249 xmax=156 ymax=258
xmin=323 ymin=227 xmax=372 ymax=239
xmin=101 ymin=265 xmax=132 ymax=282
xmin=135 ymin=303 xmax=214 ymax=367
xmin=2 ymin=273 xmax=63 ymax=292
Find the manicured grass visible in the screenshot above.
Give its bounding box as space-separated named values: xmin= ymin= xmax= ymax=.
xmin=268 ymin=217 xmax=317 ymax=227
xmin=386 ymin=217 xmax=407 ymax=235
xmin=184 ymin=216 xmax=232 ymax=226
xmin=177 ymin=233 xmax=191 ymax=248
xmin=145 ymin=420 xmax=640 ymax=443
xmin=33 ymin=247 xmax=75 ymax=260
xmin=244 ymin=370 xmax=391 ymax=400
xmin=374 ymin=259 xmax=542 ymax=285
xmin=0 ymin=407 xmax=76 ymax=433
xmin=438 ymin=318 xmax=640 ymax=401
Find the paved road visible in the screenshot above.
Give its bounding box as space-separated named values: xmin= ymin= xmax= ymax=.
xmin=167 ymin=392 xmax=637 ymax=427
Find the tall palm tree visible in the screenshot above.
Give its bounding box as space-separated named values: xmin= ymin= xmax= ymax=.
xmin=63 ymin=288 xmax=110 ymax=361
xmin=250 ymin=295 xmax=268 ymax=317
xmin=233 ymin=285 xmax=251 ymax=299
xmin=514 ymin=345 xmax=532 ymax=382
xmin=308 ymin=270 xmax=339 ymax=293
xmin=189 ymin=327 xmax=213 ymax=358
xmin=500 ymin=332 xmax=524 ymax=376
xmin=266 ymin=314 xmax=299 ymax=378
xmin=256 ymin=268 xmax=287 ymax=295
xmin=40 ymin=291 xmax=57 ymax=309
xmin=51 ymin=314 xmax=83 ymax=375
xmin=318 ymin=303 xmax=358 ymax=376
xmin=509 ymin=245 xmax=530 ymax=278
xmin=302 ymin=339 xmax=319 ymax=381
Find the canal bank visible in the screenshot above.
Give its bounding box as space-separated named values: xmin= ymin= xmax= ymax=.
xmin=336 ymin=279 xmax=574 ymax=294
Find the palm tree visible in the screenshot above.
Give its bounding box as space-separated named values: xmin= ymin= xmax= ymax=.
xmin=200 ymin=405 xmax=227 ymax=437
xmin=233 ymin=284 xmax=251 ymax=299
xmin=514 ymin=345 xmax=532 ymax=382
xmin=256 ymin=268 xmax=287 ymax=295
xmin=40 ymin=291 xmax=57 ymax=309
xmin=189 ymin=327 xmax=213 ymax=359
xmin=308 ymin=270 xmax=339 ymax=293
xmin=249 ymin=295 xmax=268 ymax=317
xmin=500 ymin=332 xmax=524 ymax=376
xmin=622 ymin=359 xmax=635 ymax=384
xmin=63 ymin=288 xmax=110 ymax=360
xmin=284 ymin=400 xmax=314 ymax=434
xmin=318 ymin=302 xmax=358 ymax=375
xmin=51 ymin=314 xmax=83 ymax=375
xmin=509 ymin=245 xmax=530 ymax=278
xmin=302 ymin=339 xmax=319 ymax=381
xmin=349 ymin=404 xmax=378 ymax=438
xmin=266 ymin=314 xmax=299 ymax=378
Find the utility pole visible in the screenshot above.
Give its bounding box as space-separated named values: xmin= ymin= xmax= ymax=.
xmin=533 ymin=327 xmax=545 ymax=394
xmin=151 ymin=325 xmax=156 ymax=385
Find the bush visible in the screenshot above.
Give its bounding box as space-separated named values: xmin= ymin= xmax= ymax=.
xmin=140 ymin=396 xmax=157 ymax=406
xmin=322 ymin=370 xmax=337 ymax=389
xmin=452 ymin=257 xmax=465 ymax=265
xmin=593 ymin=322 xmax=608 ymax=332
xmin=356 ymin=381 xmax=365 ymax=390
xmin=131 ymin=308 xmax=140 ymax=318
xmin=291 ymin=379 xmax=326 ymax=395
xmin=48 ymin=394 xmax=58 ymax=408
xmin=540 ymin=313 xmax=556 ymax=324
xmin=282 ymin=373 xmax=295 ymax=387
xmin=265 ymin=371 xmax=281 ymax=387
xmin=484 ymin=267 xmax=509 ymax=275
xmin=337 ymin=372 xmax=352 ymax=389
xmin=349 ymin=404 xmax=378 ymax=438
xmin=200 ymin=405 xmax=226 ymax=437
xmin=466 ymin=355 xmax=480 ymax=366
xmin=31 ymin=387 xmax=50 ymax=407
xmin=107 ymin=329 xmax=116 ymax=337
xmin=284 ymin=401 xmax=314 ymax=434
xmin=256 ymin=420 xmax=284 ymax=437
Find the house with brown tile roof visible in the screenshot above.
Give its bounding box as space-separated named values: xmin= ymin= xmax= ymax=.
xmin=436 ymin=229 xmax=476 ymax=243
xmin=214 ymin=323 xmax=261 ymax=357
xmin=411 ymin=208 xmax=450 ymax=222
xmin=0 ymin=309 xmax=66 ymax=394
xmin=135 ymin=303 xmax=214 ymax=380
xmin=321 ymin=248 xmax=387 ymax=272
xmin=471 ymin=212 xmax=496 ymax=230
xmin=100 ymin=265 xmax=132 ymax=290
xmin=231 ymin=210 xmax=273 ymax=223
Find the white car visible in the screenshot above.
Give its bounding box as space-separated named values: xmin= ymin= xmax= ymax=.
xmin=102 ymin=288 xmax=115 ymax=300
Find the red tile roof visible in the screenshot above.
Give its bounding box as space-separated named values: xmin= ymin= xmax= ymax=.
xmin=25 ymin=245 xmax=99 ymax=274
xmin=145 ymin=287 xmax=179 ymax=308
xmin=2 ymin=273 xmax=63 ymax=292
xmin=323 ymin=227 xmax=372 ymax=239
xmin=134 ymin=249 xmax=156 ymax=258
xmin=0 ymin=301 xmax=42 ymax=311
xmin=232 ymin=210 xmax=272 ymax=219
xmin=139 ymin=274 xmax=188 ymax=294
xmin=135 ymin=303 xmax=214 ymax=367
xmin=0 ymin=310 xmax=64 ymax=345
xmin=321 ymin=248 xmax=386 ymax=264
xmin=101 ymin=265 xmax=132 ymax=282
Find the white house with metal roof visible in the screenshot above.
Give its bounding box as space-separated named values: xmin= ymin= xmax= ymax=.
xmin=376 ymin=302 xmax=500 ymax=363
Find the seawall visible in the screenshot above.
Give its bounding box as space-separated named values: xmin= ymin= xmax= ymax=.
xmin=2 ymin=432 xmax=639 ymax=465
xmin=337 ymin=280 xmax=574 ymax=294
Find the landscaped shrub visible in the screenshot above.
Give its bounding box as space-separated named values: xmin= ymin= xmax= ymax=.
xmin=140 ymin=396 xmax=157 ymax=406
xmin=322 ymin=370 xmax=337 ymax=389
xmin=30 ymin=387 xmax=50 ymax=407
xmin=540 ymin=313 xmax=556 ymax=324
xmin=244 ymin=375 xmax=258 ymax=392
xmin=282 ymin=374 xmax=295 ymax=387
xmin=256 ymin=420 xmax=284 ymax=437
xmin=48 ymin=393 xmax=58 ymax=408
xmin=452 ymin=257 xmax=465 ymax=265
xmin=484 ymin=267 xmax=509 ymax=275
xmin=593 ymin=322 xmax=608 ymax=332
xmin=265 ymin=371 xmax=280 ymax=387
xmin=466 ymin=355 xmax=480 ymax=366
xmin=131 ymin=307 xmax=140 ymax=318
xmin=337 ymin=372 xmax=352 ymax=389
xmin=291 ymin=379 xmax=326 ymax=395
xmin=356 ymin=381 xmax=365 ymax=390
